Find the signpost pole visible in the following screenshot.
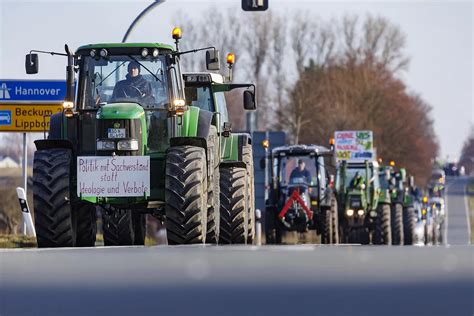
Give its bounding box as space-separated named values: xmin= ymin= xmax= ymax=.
xmin=22 ymin=132 xmax=27 ymax=234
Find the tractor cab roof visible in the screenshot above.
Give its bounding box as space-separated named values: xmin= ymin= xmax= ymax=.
xmin=183 ymin=72 xmax=225 ymax=84
xmin=76 ymin=43 xmax=174 ymax=55
xmin=272 ymin=144 xmax=332 ymax=157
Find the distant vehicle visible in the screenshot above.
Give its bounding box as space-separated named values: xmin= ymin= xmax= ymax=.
xmin=263 ymin=145 xmax=338 ymax=244
xmin=444 ymin=163 xmax=460 ymax=176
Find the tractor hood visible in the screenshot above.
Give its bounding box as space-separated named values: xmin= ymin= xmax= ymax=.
xmin=97 ymin=103 xmax=145 ymax=120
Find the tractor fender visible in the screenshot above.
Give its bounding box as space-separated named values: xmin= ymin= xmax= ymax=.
xmin=48 ymin=112 xmax=64 ymax=139
xmin=177 ymin=106 xmax=214 ymax=139
xmin=222 ymin=133 xmax=252 ymax=164
xmin=35 ymin=139 xmax=74 ymax=151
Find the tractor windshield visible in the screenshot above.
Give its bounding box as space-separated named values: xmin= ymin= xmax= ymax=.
xmin=278 ymin=155 xmax=317 ymax=188
xmin=336 ymin=166 xmax=368 ymax=191
xmin=79 ymin=55 xmax=169 ymax=109
xmin=184 ymin=85 xmax=214 ymax=111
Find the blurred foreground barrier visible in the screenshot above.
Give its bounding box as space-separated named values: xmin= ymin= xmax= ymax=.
xmin=16 ymin=187 xmax=36 ymax=237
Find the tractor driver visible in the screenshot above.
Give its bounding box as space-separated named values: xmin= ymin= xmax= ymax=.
xmin=349 ymin=171 xmax=365 ymax=189
xmin=289 ymin=159 xmax=312 ymax=185
xmin=112 ymin=61 xmax=154 ymax=101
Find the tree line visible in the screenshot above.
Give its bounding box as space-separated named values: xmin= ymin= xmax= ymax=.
xmin=176 ymin=9 xmax=439 ymax=184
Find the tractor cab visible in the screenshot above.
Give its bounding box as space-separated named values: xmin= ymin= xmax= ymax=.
xmin=265 ymin=144 xmax=334 ymax=237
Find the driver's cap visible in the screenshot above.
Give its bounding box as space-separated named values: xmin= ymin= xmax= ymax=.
xmin=128 ymin=61 xmax=140 ymax=72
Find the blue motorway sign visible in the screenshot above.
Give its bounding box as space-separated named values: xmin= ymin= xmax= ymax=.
xmin=0 ymin=79 xmax=67 ymax=102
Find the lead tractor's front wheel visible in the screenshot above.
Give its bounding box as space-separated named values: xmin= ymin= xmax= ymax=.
xmin=165 ymin=146 xmax=208 ymax=245
xmin=33 ymin=148 xmax=76 ymax=248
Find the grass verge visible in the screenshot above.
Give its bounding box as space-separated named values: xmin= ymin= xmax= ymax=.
xmin=467 ymin=181 xmax=474 ymax=244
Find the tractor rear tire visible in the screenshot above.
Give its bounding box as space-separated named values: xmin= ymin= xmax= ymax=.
xmin=321 ymin=209 xmax=332 ymax=244
xmin=403 ymin=207 xmax=416 ymax=245
xmin=75 ymin=203 xmax=97 ymax=247
xmin=102 ymin=206 xmax=134 ymax=246
xmin=374 ymin=204 xmax=391 ymax=245
xmin=33 ymin=148 xmax=76 ymax=248
xmin=264 ymin=207 xmax=276 ymax=244
xmin=219 ymin=167 xmax=248 ymax=244
xmin=206 ymin=127 xmax=220 ymax=244
xmin=133 ymin=212 xmax=146 ymax=246
xmin=330 ymin=196 xmax=339 ymax=244
xmin=165 ymin=146 xmax=208 ymax=245
xmin=243 ymin=145 xmax=255 ymax=245
xmin=392 ymin=203 xmax=404 ymax=245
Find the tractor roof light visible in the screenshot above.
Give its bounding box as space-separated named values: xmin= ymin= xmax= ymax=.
xmin=171 ymin=99 xmax=186 ymax=116
xmin=63 ymin=101 xmax=74 ymax=109
xmin=99 ymin=49 xmax=108 ymax=58
xmin=172 ymin=27 xmax=182 ymax=40
xmin=329 ymin=137 xmax=335 ymax=146
xmin=152 ymin=48 xmax=159 ymax=58
xmin=226 ymin=53 xmax=235 ymax=66
xmin=423 ymin=196 xmax=428 ymax=203
xmin=262 ymin=139 xmax=270 ymax=149
xmin=90 ymin=49 xmax=96 ymax=58
xmin=141 ymin=48 xmax=149 ymax=58
xmin=389 ymin=160 xmax=395 ymax=167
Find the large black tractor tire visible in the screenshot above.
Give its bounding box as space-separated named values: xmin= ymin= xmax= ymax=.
xmin=219 ymin=167 xmax=248 ymax=244
xmin=374 ymin=204 xmax=391 ymax=245
xmin=403 ymin=207 xmax=416 ymax=245
xmin=243 ymin=145 xmax=256 ymax=245
xmin=33 ymin=148 xmax=76 ymax=248
xmin=330 ymin=197 xmax=339 ymax=244
xmin=320 ymin=209 xmax=332 ymax=244
xmin=102 ymin=206 xmax=134 ymax=246
xmin=206 ymin=127 xmax=220 ymax=244
xmin=264 ymin=207 xmax=276 ymax=244
xmin=75 ymin=203 xmax=97 ymax=247
xmin=165 ymin=146 xmax=208 ymax=245
xmin=391 ymin=203 xmax=404 ymax=245
xmin=133 ymin=212 xmax=146 ymax=246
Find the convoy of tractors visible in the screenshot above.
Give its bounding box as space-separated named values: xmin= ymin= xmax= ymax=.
xmin=25 ymin=28 xmax=446 ymax=247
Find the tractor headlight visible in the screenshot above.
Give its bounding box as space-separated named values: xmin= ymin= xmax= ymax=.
xmin=357 ymin=209 xmax=365 ymax=216
xmin=346 ymin=209 xmax=354 ymax=216
xmin=97 ymin=140 xmax=115 ymax=151
xmin=370 ymin=211 xmax=377 ymax=217
xmin=170 ymin=99 xmax=187 ymax=115
xmin=117 ymin=139 xmax=139 ymax=151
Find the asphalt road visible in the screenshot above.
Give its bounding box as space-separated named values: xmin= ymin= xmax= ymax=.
xmin=446 ymin=177 xmax=472 ymax=245
xmin=1 ymin=245 xmax=473 ymax=316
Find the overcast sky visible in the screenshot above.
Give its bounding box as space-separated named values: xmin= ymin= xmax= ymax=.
xmin=0 ymin=0 xmax=472 ymax=159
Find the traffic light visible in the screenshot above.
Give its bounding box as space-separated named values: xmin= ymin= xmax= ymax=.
xmin=242 ymin=0 xmax=268 ymax=11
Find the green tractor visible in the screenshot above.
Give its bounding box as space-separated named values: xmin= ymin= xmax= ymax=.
xmin=26 ymin=29 xmax=256 ymax=247
xmin=335 ymin=160 xmax=391 ymax=244
xmin=378 ymin=163 xmax=404 ymax=245
xmin=183 ymin=68 xmax=257 ymax=244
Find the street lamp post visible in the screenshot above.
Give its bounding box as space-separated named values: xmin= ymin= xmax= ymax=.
xmin=122 ymin=0 xmax=166 ymax=43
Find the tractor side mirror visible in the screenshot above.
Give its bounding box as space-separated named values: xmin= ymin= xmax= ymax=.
xmin=25 ymin=54 xmax=39 ymax=74
xmin=206 ymin=49 xmax=220 ymax=71
xmin=243 ymin=90 xmax=256 ymax=110
xmin=259 ymin=157 xmax=266 ymax=170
